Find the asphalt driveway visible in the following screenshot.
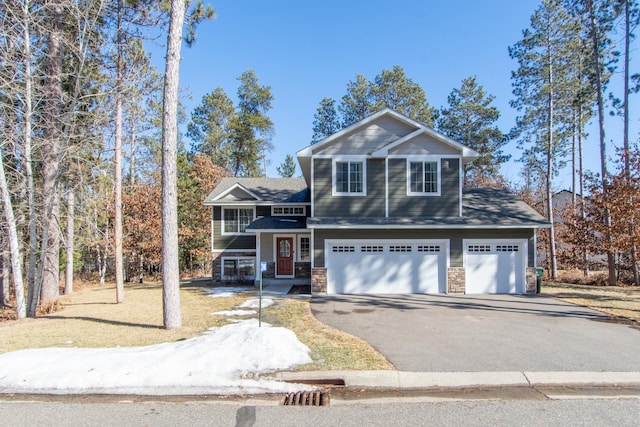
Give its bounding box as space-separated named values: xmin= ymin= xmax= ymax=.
xmin=311 ymin=294 xmax=640 ymax=372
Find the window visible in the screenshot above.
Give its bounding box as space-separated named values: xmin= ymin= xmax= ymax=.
xmin=222 ymin=258 xmax=255 ymax=281
xmin=389 ymin=245 xmax=412 ymax=253
xmin=272 ymin=206 xmax=306 ymax=216
xmin=298 ymin=236 xmax=310 ymax=261
xmin=334 ymin=159 xmax=365 ymax=195
xmin=497 ymin=245 xmax=519 ymax=252
xmin=468 ymin=245 xmax=491 ymax=253
xmin=418 ymin=245 xmax=441 ymax=252
xmin=408 ymin=160 xmax=440 ymax=195
xmin=361 ymin=245 xmax=384 ymax=253
xmin=332 ymin=245 xmax=355 ymax=252
xmin=222 ymin=207 xmax=254 ymax=234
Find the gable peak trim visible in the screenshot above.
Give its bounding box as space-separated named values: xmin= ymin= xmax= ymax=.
xmin=296 ymin=108 xmax=422 ymax=158
xmin=211 ymin=182 xmax=263 ymax=202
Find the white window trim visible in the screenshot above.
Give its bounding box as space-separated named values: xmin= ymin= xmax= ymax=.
xmin=273 ymin=234 xmax=296 ymax=278
xmin=221 ymin=256 xmax=256 ymax=281
xmin=406 ymin=157 xmax=442 ymax=197
xmin=271 ymin=205 xmax=306 ymax=216
xmin=332 ymin=156 xmax=367 ymax=197
xmin=297 ymin=235 xmax=311 ymax=262
xmin=221 ymin=206 xmax=256 ymax=236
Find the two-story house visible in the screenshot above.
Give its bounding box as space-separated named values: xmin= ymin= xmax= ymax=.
xmin=204 ymin=109 xmax=550 ymax=294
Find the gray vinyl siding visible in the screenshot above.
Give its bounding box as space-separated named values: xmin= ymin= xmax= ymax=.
xmin=313 ymin=228 xmax=535 ymax=268
xmin=312 ymin=116 xmax=415 ymax=155
xmin=313 ymin=158 xmax=385 ymax=217
xmin=388 ymin=158 xmax=460 ymax=217
xmin=212 ymin=206 xmax=256 ymax=250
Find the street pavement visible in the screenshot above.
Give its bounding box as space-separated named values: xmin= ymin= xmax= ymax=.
xmin=310 ymin=293 xmax=640 ymax=372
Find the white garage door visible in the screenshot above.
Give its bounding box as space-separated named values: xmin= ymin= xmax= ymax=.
xmin=326 ymin=240 xmax=448 ymax=294
xmin=464 ymin=240 xmax=526 ymax=294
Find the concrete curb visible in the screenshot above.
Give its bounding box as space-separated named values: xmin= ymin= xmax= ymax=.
xmin=273 ymin=370 xmax=640 ymax=388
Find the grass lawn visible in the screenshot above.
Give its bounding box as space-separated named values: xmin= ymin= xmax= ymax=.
xmin=0 ymin=280 xmax=392 ymax=371
xmin=541 ymin=281 xmax=640 ymax=323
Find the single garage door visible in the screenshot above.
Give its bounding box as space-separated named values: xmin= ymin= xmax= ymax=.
xmin=464 ymin=240 xmax=526 ymax=294
xmin=326 ymin=239 xmax=448 ymax=294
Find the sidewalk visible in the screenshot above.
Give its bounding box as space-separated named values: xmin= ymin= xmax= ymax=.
xmin=273 ymin=370 xmax=640 ymax=389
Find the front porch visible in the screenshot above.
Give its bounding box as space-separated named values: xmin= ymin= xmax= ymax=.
xmin=247 ymin=216 xmax=312 ymax=287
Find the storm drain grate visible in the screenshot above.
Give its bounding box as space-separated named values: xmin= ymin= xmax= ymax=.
xmin=281 ymin=390 xmax=330 ymax=406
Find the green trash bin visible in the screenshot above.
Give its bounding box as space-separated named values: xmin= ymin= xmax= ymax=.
xmin=535 ymin=267 xmax=544 ymax=293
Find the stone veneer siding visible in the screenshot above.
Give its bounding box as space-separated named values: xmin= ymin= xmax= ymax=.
xmin=526 ymin=267 xmax=537 ymax=293
xmin=311 ymin=268 xmax=327 ymax=294
xmin=211 ymin=251 xmax=256 ymax=282
xmin=447 ymin=267 xmax=465 ymax=293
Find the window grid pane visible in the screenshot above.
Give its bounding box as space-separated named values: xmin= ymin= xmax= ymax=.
xmin=336 ymin=162 xmax=349 ymax=192
xmin=424 ymin=161 xmax=438 ymax=193
xmin=238 ymin=209 xmax=253 ymax=232
xmin=223 ymin=209 xmax=238 ymax=233
xmin=350 ymin=162 xmax=363 ymax=193
xmin=410 ymin=162 xmax=423 ymax=192
xmin=299 ymin=237 xmax=310 ymax=261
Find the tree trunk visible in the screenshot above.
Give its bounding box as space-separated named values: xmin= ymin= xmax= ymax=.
xmin=161 ymin=0 xmax=185 ymax=329
xmin=622 ymin=0 xmax=639 ymax=286
xmin=587 ymin=0 xmax=616 ymax=286
xmin=114 ymin=0 xmax=125 ymax=303
xmin=1 ymin=247 xmax=9 ymax=307
xmin=578 ymin=104 xmax=589 ymax=277
xmin=547 ymin=37 xmax=558 ymax=280
xmin=65 ymin=188 xmax=74 ymax=295
xmin=36 ymin=1 xmax=65 ymax=309
xmin=0 ymin=152 xmax=27 ymax=318
xmin=21 ymin=0 xmax=39 ymax=315
xmin=129 ymin=115 xmax=136 ymax=186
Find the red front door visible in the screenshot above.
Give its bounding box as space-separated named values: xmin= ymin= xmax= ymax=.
xmin=276 ymin=237 xmax=294 ymax=276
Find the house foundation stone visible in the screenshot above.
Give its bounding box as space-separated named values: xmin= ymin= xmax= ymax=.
xmin=447 ymin=267 xmax=465 ymax=293
xmin=311 ymin=268 xmax=327 ymax=294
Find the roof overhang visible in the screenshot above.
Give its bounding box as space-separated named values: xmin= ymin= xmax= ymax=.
xmin=306 ymin=223 xmax=551 ymax=230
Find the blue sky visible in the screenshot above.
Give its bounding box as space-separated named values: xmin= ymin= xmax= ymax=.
xmin=157 ymin=0 xmax=637 ymax=190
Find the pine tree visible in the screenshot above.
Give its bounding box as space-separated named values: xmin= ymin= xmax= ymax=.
xmin=437 ymin=76 xmax=509 ymax=186
xmin=311 ymin=97 xmax=340 ymax=143
xmin=339 ymin=74 xmax=372 ymax=128
xmin=277 ymin=154 xmax=297 ymax=177
xmin=187 ymin=87 xmax=235 ymax=166
xmin=510 ymin=0 xmax=579 ymax=280
xmin=227 ymin=69 xmax=274 ymax=177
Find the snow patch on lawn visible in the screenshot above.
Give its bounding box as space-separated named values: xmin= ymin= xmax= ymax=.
xmin=239 ymin=298 xmax=274 ymax=309
xmin=211 ymin=309 xmax=257 ymax=317
xmin=0 ymin=319 xmax=312 ymax=395
xmin=203 ymin=287 xmax=254 ymax=298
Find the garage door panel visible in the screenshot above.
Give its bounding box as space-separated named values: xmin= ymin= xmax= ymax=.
xmin=464 ymin=240 xmax=525 ymax=294
xmin=327 ymin=240 xmax=447 ymax=294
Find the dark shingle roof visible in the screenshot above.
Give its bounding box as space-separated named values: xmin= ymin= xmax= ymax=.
xmin=204 ymin=177 xmax=309 ymax=204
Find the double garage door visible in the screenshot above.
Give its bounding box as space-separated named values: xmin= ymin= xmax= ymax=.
xmin=326 ymin=240 xmax=448 ymax=294
xmin=325 ymin=239 xmax=527 ymax=294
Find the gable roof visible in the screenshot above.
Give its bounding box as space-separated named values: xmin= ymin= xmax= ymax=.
xmin=204 ymin=177 xmax=309 ymax=205
xmin=296 ymin=108 xmax=479 ymax=183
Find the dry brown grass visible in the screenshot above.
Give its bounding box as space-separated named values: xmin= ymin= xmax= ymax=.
xmin=0 ymin=281 xmax=392 ymax=371
xmin=542 ymin=280 xmax=640 ymax=323
xmin=263 ymin=299 xmax=393 ymax=371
